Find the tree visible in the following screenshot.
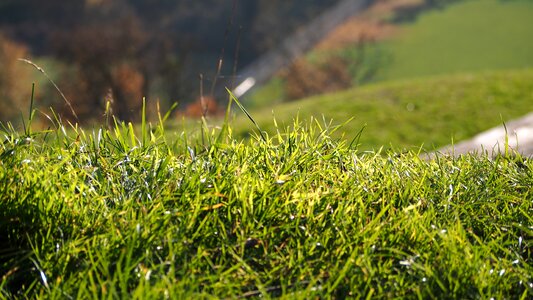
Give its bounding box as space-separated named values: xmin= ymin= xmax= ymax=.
xmin=0 ymin=32 xmax=32 ymax=123
xmin=52 ymin=10 xmax=148 ymax=122
xmin=0 ymin=0 xmax=347 ymax=121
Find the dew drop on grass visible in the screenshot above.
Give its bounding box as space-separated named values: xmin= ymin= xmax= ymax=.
xmin=422 ymin=277 xmax=427 ymax=282
xmin=39 ymin=270 xmax=49 ymax=288
xmin=145 ymin=270 xmax=152 ymax=281
xmin=399 ymin=260 xmax=411 ymax=266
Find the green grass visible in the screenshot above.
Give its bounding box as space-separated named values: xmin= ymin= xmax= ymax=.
xmin=246 ymin=77 xmax=287 ymax=109
xmin=234 ymin=68 xmax=533 ymax=152
xmin=380 ymin=0 xmax=533 ymax=81
xmin=247 ymin=0 xmax=533 ymax=106
xmin=1 ymin=105 xmax=532 ymax=298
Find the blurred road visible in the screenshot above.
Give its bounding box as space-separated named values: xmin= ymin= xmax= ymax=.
xmin=436 ymin=112 xmax=533 ymax=157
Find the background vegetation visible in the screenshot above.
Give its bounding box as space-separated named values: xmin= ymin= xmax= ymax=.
xmin=0 ymin=0 xmax=338 ymax=123
xmin=248 ymin=0 xmax=533 ymax=105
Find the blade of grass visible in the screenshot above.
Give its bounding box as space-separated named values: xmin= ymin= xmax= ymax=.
xmin=18 ymin=58 xmax=78 ymax=121
xmin=226 ymin=88 xmax=266 ymax=142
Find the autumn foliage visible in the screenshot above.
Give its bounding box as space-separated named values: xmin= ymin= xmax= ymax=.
xmin=285 ymin=56 xmax=352 ymax=100
xmin=0 ymin=33 xmax=32 ymax=122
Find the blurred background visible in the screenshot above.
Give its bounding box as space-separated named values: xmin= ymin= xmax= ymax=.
xmin=0 ymin=0 xmax=532 ymax=136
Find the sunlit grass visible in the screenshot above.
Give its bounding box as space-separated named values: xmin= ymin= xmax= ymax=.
xmin=1 ymin=99 xmax=532 ymax=298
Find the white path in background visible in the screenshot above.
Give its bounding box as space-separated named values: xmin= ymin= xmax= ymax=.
xmin=437 ymin=112 xmax=533 ymax=157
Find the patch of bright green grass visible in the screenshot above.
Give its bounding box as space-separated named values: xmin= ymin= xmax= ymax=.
xmin=234 ymin=69 xmax=533 ymax=152
xmin=379 ymin=0 xmax=533 ymax=81
xmin=1 ymin=101 xmax=532 ymax=298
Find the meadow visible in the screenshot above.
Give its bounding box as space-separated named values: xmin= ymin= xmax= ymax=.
xmin=379 ymin=0 xmax=533 ymax=81
xmin=1 ymin=94 xmax=532 ymax=298
xmin=248 ymin=0 xmax=533 ymax=105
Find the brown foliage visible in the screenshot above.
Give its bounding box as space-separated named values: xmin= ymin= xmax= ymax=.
xmin=184 ymin=96 xmax=222 ymax=118
xmin=285 ymin=56 xmax=352 ymax=100
xmin=0 ymin=33 xmax=32 ymax=122
xmin=110 ymin=64 xmax=145 ymax=119
xmin=53 ymin=15 xmax=148 ymax=122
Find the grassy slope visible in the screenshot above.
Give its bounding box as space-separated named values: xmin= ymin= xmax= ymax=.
xmin=247 ymin=0 xmax=533 ymax=106
xmin=1 ymin=120 xmax=532 ymax=298
xmin=233 ymin=69 xmax=533 ymax=151
xmin=380 ymin=0 xmax=533 ymax=80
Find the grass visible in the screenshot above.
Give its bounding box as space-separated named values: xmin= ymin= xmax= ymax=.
xmin=247 ymin=0 xmax=533 ymax=106
xmin=1 ymin=99 xmax=532 ymax=298
xmin=232 ymin=68 xmax=533 ymax=152
xmin=380 ymin=0 xmax=533 ymax=81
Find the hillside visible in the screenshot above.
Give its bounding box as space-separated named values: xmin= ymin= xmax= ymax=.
xmin=247 ymin=0 xmax=533 ymax=105
xmin=232 ymin=69 xmax=533 ymax=152
xmin=379 ymin=0 xmax=533 ymax=81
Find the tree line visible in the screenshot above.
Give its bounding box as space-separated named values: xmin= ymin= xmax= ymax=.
xmin=0 ymin=0 xmax=337 ymax=123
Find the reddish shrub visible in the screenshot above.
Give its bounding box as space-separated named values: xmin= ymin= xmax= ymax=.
xmin=285 ymin=56 xmax=352 ymax=100
xmin=184 ymin=96 xmax=221 ymax=118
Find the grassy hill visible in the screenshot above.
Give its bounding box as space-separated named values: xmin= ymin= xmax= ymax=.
xmin=379 ymin=0 xmax=533 ymax=81
xmin=232 ymin=68 xmax=533 ymax=151
xmin=247 ymin=0 xmax=533 ymax=106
